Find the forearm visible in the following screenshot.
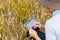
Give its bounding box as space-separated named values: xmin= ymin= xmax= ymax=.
xmin=35 ymin=35 xmax=41 ymax=40
xmin=29 ymin=29 xmax=41 ymax=40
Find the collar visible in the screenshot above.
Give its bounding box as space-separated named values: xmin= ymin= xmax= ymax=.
xmin=52 ymin=10 xmax=60 ymax=16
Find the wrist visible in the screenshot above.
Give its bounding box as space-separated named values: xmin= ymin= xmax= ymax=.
xmin=39 ymin=24 xmax=45 ymax=29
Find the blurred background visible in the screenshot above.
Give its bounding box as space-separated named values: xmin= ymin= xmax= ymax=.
xmin=0 ymin=0 xmax=52 ymax=40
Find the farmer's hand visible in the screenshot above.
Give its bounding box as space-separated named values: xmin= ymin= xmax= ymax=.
xmin=29 ymin=29 xmax=41 ymax=40
xmin=34 ymin=22 xmax=44 ymax=29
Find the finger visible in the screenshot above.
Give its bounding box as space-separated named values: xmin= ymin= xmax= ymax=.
xmin=34 ymin=22 xmax=40 ymax=28
xmin=34 ymin=22 xmax=40 ymax=25
xmin=34 ymin=22 xmax=39 ymax=25
xmin=29 ymin=29 xmax=33 ymax=36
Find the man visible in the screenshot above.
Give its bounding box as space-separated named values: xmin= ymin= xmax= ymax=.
xmin=29 ymin=0 xmax=60 ymax=40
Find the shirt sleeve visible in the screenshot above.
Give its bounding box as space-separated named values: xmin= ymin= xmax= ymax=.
xmin=45 ymin=22 xmax=57 ymax=40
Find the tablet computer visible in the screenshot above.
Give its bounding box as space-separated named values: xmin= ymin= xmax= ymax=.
xmin=24 ymin=18 xmax=40 ymax=30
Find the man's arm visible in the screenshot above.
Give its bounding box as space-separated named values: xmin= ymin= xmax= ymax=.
xmin=29 ymin=29 xmax=41 ymax=40
xmin=35 ymin=35 xmax=41 ymax=40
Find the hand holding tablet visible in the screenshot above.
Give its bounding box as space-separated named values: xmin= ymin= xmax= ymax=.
xmin=24 ymin=18 xmax=40 ymax=30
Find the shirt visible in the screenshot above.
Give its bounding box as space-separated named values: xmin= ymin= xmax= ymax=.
xmin=45 ymin=10 xmax=60 ymax=40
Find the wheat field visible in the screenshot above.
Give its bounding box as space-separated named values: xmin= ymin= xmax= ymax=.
xmin=0 ymin=0 xmax=51 ymax=40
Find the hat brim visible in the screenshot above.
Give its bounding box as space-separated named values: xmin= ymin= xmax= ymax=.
xmin=38 ymin=0 xmax=60 ymax=10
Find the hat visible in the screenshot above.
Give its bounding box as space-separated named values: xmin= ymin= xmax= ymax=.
xmin=38 ymin=0 xmax=60 ymax=10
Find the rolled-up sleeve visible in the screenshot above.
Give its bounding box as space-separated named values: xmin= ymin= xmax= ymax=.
xmin=45 ymin=22 xmax=57 ymax=40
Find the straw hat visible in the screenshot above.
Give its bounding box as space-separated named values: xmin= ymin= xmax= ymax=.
xmin=38 ymin=0 xmax=60 ymax=10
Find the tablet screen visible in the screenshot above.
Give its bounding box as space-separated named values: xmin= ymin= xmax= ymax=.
xmin=25 ymin=18 xmax=39 ymax=29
